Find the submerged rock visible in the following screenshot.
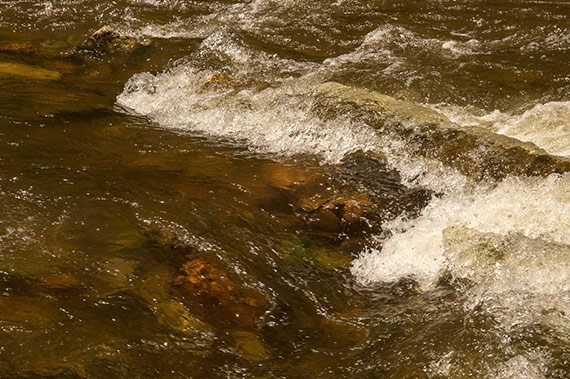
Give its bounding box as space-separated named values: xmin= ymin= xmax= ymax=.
xmin=260 ymin=163 xmax=319 ymax=191
xmin=0 ymin=61 xmax=61 ymax=80
xmin=152 ymin=300 xmax=216 ymax=349
xmin=154 ymin=301 xmax=205 ymax=332
xmin=280 ymin=234 xmax=353 ymax=269
xmin=0 ymin=42 xmax=37 ymax=55
xmin=35 ymin=273 xmax=79 ymax=292
xmin=314 ymin=82 xmax=570 ymax=181
xmin=295 ymin=190 xmax=373 ymax=236
xmin=0 ymin=296 xmax=66 ymax=331
xmin=230 ymin=330 xmax=271 ymax=361
xmin=319 ymin=318 xmax=368 ymax=348
xmin=173 ymin=254 xmax=269 ymax=329
xmin=9 ymin=364 xmax=86 ymax=378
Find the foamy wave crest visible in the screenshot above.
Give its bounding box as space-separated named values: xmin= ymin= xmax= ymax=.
xmin=352 ymin=172 xmax=570 ymax=343
xmin=116 ymin=59 xmax=379 ymax=163
xmin=123 ymin=17 xmax=218 ymax=39
xmin=324 ymin=24 xmax=480 ymax=70
xmin=433 ymin=101 xmax=570 ymax=157
xmin=352 ymin=173 xmax=570 ymax=286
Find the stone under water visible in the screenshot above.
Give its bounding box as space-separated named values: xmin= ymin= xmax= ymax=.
xmin=0 ymin=62 xmax=61 ymax=80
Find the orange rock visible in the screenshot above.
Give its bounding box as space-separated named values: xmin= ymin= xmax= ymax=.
xmin=0 ymin=42 xmax=37 ymax=55
xmin=173 ymin=255 xmax=268 ymax=329
xmin=296 ymin=191 xmax=373 ymax=234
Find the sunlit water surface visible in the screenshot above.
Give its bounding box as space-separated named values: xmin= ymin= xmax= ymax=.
xmin=1 ymin=0 xmax=570 ymax=377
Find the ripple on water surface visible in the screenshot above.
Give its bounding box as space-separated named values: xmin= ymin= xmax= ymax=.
xmin=1 ymin=0 xmax=570 ymax=377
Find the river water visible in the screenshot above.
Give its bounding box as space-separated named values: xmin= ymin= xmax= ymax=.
xmin=1 ymin=1 xmax=570 ymax=377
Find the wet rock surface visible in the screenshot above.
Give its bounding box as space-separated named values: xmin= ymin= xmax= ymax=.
xmin=78 ymin=25 xmax=139 ymax=55
xmin=295 ymin=190 xmax=373 ymax=235
xmin=314 ymin=82 xmax=570 ymax=181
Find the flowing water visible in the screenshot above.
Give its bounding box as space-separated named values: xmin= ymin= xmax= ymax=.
xmin=1 ymin=0 xmax=570 ymax=377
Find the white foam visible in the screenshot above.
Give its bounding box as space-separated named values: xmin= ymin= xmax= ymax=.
xmin=323 ymin=24 xmax=411 ymax=68
xmin=441 ymin=38 xmax=481 ymax=56
xmin=352 ymin=172 xmax=570 ymax=351
xmin=429 ymin=352 xmax=547 ymax=379
xmin=127 ymin=0 xmax=188 ymax=10
xmin=493 ymin=355 xmax=546 ymax=379
xmin=121 ymin=0 xmax=306 ymax=43
xmin=352 ymin=173 xmax=570 ymax=286
xmin=116 ymin=62 xmax=380 ymax=163
xmin=123 ymin=17 xmax=219 ymax=39
xmin=324 ymin=24 xmax=480 ymax=71
xmin=432 ymin=102 xmax=570 ymax=157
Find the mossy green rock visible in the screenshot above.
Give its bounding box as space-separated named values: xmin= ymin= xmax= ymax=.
xmin=281 ymin=235 xmax=352 ymax=269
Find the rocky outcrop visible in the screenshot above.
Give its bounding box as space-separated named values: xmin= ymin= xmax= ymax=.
xmin=314 ymin=82 xmax=570 ymax=181
xmin=77 ymin=26 xmax=139 ymax=55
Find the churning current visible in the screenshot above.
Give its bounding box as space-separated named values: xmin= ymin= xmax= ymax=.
xmin=1 ymin=0 xmax=570 ymax=377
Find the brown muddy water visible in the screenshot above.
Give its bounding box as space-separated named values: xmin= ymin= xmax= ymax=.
xmin=1 ymin=1 xmax=570 ymax=378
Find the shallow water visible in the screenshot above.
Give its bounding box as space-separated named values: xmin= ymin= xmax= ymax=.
xmin=1 ymin=1 xmax=570 ymax=377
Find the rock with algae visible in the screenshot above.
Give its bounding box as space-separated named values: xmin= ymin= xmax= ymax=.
xmin=170 ymin=253 xmax=272 ymax=361
xmin=230 ymin=330 xmax=271 ymax=361
xmin=280 ymin=234 xmax=353 ymax=269
xmin=314 ymin=82 xmax=570 ymax=181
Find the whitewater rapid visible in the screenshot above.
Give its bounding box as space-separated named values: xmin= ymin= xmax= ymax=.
xmin=112 ymin=6 xmax=570 ymax=377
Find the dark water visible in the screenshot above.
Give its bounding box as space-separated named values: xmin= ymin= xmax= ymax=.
xmin=1 ymin=1 xmax=570 ymax=377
